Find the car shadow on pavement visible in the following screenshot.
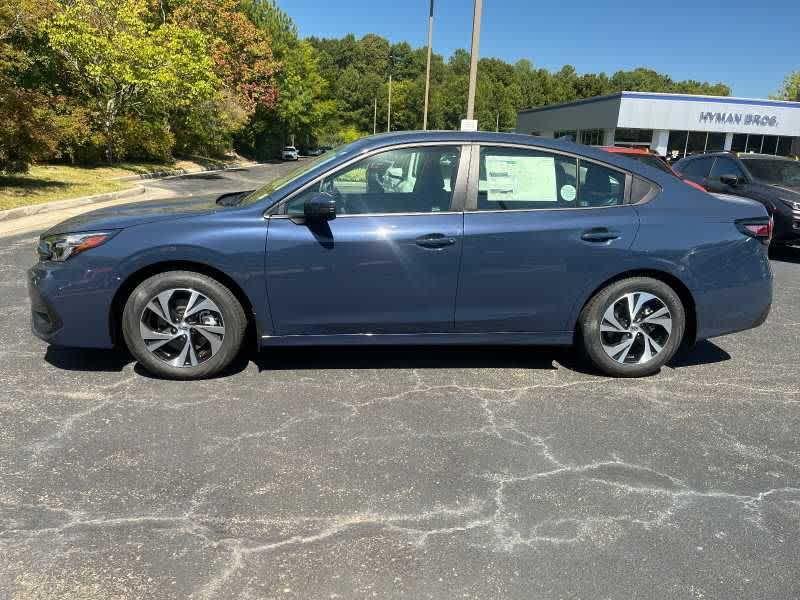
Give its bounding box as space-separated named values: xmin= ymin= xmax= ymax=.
xmin=667 ymin=339 xmax=731 ymax=368
xmin=45 ymin=346 xmax=133 ymax=373
xmin=253 ymin=345 xmax=564 ymax=372
xmin=42 ymin=340 xmax=730 ymax=378
xmin=769 ymin=245 xmax=800 ymax=264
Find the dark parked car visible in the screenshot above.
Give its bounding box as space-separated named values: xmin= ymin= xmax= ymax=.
xmin=29 ymin=132 xmax=773 ymax=380
xmin=673 ymin=152 xmax=800 ymax=246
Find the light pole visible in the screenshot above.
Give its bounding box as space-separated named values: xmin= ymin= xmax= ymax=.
xmin=373 ymin=97 xmax=377 ymax=135
xmin=465 ymin=0 xmax=483 ymax=124
xmin=422 ymin=0 xmax=434 ymax=130
xmin=387 ymin=74 xmax=392 ymax=132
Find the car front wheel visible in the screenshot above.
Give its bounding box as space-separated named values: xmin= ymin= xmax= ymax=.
xmin=578 ymin=277 xmax=685 ymax=377
xmin=122 ymin=271 xmax=247 ymax=379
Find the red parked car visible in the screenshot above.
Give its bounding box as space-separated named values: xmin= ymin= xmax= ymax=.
xmin=601 ymin=146 xmax=707 ymax=192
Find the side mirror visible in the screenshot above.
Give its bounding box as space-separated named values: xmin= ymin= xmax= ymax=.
xmin=719 ymin=174 xmax=742 ymax=187
xmin=304 ymin=192 xmax=336 ymax=221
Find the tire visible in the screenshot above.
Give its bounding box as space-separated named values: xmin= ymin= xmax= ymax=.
xmin=122 ymin=271 xmax=247 ymax=380
xmin=578 ymin=277 xmax=686 ymax=378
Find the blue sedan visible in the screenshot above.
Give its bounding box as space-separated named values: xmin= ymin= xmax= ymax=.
xmin=28 ymin=132 xmax=773 ymax=379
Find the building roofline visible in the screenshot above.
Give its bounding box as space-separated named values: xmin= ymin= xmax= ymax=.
xmin=518 ymin=91 xmax=800 ymax=115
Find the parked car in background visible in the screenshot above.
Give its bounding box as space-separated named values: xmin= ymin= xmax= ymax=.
xmin=281 ymin=146 xmax=299 ymax=161
xmin=601 ymin=146 xmax=707 ymax=192
xmin=29 ymin=132 xmax=772 ymax=380
xmin=674 ymin=152 xmax=800 ymax=247
xmin=307 ymin=147 xmax=326 ymax=157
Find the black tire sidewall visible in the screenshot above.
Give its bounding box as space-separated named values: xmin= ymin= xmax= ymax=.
xmin=580 ymin=278 xmax=686 ymax=377
xmin=122 ymin=271 xmax=246 ymax=379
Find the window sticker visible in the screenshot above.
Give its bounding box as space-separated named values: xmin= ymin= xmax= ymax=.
xmin=560 ymin=184 xmax=577 ymax=202
xmin=485 ymin=155 xmax=557 ymax=202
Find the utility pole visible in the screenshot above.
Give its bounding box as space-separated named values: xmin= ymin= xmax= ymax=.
xmin=422 ymin=0 xmax=434 ymax=130
xmin=465 ymin=0 xmax=483 ymax=123
xmin=387 ymin=74 xmax=392 ymax=132
xmin=373 ymin=97 xmax=377 ymax=135
xmin=496 ymin=112 xmax=500 ymax=132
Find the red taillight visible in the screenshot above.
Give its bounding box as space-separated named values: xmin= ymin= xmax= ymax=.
xmin=736 ymin=217 xmax=773 ymax=245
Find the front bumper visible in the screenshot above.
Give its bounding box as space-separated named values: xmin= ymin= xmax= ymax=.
xmin=27 ymin=260 xmax=118 ymax=349
xmin=772 ymin=210 xmax=800 ymax=244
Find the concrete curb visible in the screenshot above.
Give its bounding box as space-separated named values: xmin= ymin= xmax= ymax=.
xmin=0 ymin=186 xmax=146 ymax=223
xmin=0 ymin=161 xmax=260 ymax=223
xmin=110 ymin=161 xmax=256 ymax=182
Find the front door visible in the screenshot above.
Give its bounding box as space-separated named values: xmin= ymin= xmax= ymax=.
xmin=266 ymin=144 xmax=467 ymax=335
xmin=455 ymin=145 xmax=640 ymax=334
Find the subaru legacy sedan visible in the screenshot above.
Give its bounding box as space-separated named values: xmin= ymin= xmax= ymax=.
xmin=28 ymin=132 xmax=773 ymax=379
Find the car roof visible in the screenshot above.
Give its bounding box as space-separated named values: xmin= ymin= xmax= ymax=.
xmin=738 ymin=153 xmax=794 ymax=161
xmin=350 ymin=131 xmax=673 ymax=177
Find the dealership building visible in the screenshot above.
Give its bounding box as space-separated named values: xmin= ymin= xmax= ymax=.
xmin=516 ymin=91 xmax=800 ymax=158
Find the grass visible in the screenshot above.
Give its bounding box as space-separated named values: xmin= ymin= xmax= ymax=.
xmin=0 ymin=156 xmax=232 ymax=211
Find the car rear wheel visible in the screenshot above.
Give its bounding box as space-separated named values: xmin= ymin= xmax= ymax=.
xmin=578 ymin=277 xmax=685 ymax=377
xmin=122 ymin=271 xmax=247 ymax=379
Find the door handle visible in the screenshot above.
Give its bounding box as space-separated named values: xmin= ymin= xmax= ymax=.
xmin=416 ymin=233 xmax=456 ymax=248
xmin=581 ymin=228 xmax=620 ymax=243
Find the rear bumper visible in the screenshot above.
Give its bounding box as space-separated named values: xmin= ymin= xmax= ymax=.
xmin=27 ymin=261 xmax=117 ymax=349
xmin=693 ymin=248 xmax=773 ymax=340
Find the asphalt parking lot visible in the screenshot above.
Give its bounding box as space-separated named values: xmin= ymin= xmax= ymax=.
xmin=1 ymin=165 xmax=799 ymax=599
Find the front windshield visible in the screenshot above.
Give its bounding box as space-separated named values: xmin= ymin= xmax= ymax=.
xmin=741 ymin=159 xmax=800 ymax=187
xmin=239 ymin=143 xmax=355 ymax=206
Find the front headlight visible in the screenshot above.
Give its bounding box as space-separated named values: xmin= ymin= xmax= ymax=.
xmin=780 ymin=198 xmax=800 ymax=211
xmin=38 ymin=230 xmax=118 ymax=262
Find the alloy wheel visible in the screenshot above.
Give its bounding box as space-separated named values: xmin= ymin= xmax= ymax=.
xmin=138 ymin=288 xmax=225 ymax=368
xmin=599 ymin=291 xmax=672 ymax=365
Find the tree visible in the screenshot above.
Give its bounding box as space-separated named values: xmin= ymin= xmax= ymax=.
xmin=46 ymin=0 xmax=218 ymax=162
xmin=775 ymin=71 xmax=800 ymax=101
xmin=0 ymin=0 xmax=60 ymax=173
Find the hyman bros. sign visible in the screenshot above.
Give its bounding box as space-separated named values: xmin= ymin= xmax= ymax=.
xmin=698 ymin=111 xmax=778 ymax=128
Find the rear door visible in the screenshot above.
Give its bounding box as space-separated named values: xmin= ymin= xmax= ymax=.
xmin=455 ymin=144 xmax=640 ymax=334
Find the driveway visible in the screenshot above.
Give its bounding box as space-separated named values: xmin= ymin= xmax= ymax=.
xmin=1 ymin=176 xmax=799 ymax=598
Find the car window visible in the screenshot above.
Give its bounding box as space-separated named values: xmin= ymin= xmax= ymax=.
xmin=285 ymin=146 xmax=460 ymax=216
xmin=476 ymin=147 xmax=625 ymax=210
xmin=578 ymin=162 xmax=626 ymax=207
xmin=741 ymin=158 xmax=800 ymax=186
xmin=710 ymin=157 xmax=746 ymax=180
xmin=680 ymin=157 xmax=713 ymax=178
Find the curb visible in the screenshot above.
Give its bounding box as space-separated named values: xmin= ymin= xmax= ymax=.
xmin=0 ymin=186 xmax=146 ymax=223
xmin=0 ymin=161 xmax=260 ymax=223
xmin=110 ymin=161 xmax=255 ymax=182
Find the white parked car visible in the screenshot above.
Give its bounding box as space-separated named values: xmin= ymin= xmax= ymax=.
xmin=281 ymin=146 xmax=299 ymax=161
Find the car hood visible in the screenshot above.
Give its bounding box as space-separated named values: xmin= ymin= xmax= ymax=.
xmin=770 ymin=183 xmax=800 ymax=197
xmin=43 ymin=196 xmax=222 ymax=236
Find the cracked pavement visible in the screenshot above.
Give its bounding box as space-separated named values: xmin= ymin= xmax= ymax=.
xmin=1 ymin=170 xmax=799 ymax=598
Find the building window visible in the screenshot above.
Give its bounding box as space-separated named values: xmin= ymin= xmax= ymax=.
xmin=667 ymin=130 xmax=688 ymax=159
xmin=554 ymin=130 xmax=577 ymax=141
xmin=731 ymin=134 xmax=747 ymax=152
xmin=745 ymin=135 xmax=764 ymax=153
xmin=686 ymin=131 xmax=708 ymax=156
xmin=614 ymin=128 xmax=653 ymax=147
xmin=580 ymin=129 xmax=604 ymax=146
xmin=706 ymin=132 xmax=726 ymax=153
xmin=777 ymin=137 xmax=796 ymax=157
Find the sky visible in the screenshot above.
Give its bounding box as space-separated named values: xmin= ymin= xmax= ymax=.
xmin=276 ymin=0 xmax=798 ymax=99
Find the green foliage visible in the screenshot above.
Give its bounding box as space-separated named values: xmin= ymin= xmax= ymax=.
xmin=1 ymin=0 xmax=740 ymax=173
xmin=774 ymin=71 xmax=800 ymax=101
